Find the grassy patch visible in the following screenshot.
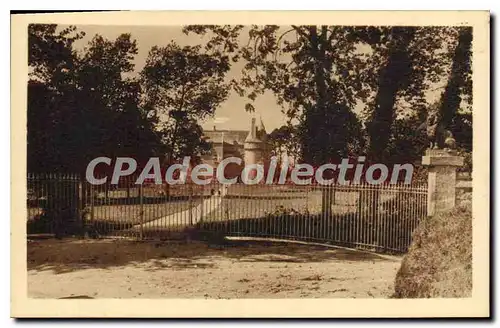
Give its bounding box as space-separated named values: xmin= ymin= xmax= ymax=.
xmin=393 ymin=201 xmax=472 ymax=298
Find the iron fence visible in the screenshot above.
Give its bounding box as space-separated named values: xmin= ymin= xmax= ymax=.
xmin=198 ymin=182 xmax=428 ymax=253
xmin=27 ymin=173 xmax=427 ymax=253
xmin=27 ymin=173 xmax=82 ymax=237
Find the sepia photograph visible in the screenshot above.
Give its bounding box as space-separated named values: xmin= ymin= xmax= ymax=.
xmin=10 ymin=11 xmax=490 ymax=318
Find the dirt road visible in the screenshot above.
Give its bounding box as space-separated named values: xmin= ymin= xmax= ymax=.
xmin=28 ymin=238 xmax=401 ymax=299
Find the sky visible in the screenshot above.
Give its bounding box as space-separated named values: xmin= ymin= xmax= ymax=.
xmin=70 ymin=25 xmax=288 ymax=132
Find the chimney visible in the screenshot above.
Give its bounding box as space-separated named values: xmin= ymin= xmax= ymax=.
xmin=250 ymin=117 xmax=256 ymax=138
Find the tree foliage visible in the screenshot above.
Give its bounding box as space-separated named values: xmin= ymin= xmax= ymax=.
xmin=28 ymin=25 xmax=165 ymax=174
xmin=185 ymin=25 xmax=473 ymax=166
xmin=140 ymin=42 xmax=233 ymax=164
xmin=439 ymin=27 xmax=473 ymax=147
xmin=29 ymin=24 xmax=474 ymax=174
xmin=267 ymin=124 xmax=301 ymax=161
xmin=185 ymin=25 xmax=372 ymax=164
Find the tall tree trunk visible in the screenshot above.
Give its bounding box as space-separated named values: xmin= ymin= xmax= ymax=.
xmin=367 ymin=27 xmax=415 ymax=164
xmin=439 ymin=28 xmax=472 ymax=130
xmin=308 ymin=26 xmax=337 ymax=216
xmin=363 ymin=28 xmax=415 ymax=244
xmin=301 ymin=26 xmax=330 ymax=166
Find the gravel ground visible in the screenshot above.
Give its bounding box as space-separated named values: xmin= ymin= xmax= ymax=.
xmin=28 ymin=238 xmax=402 ymax=299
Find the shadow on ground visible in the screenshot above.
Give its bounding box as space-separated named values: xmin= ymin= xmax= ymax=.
xmin=27 ymin=237 xmax=399 ymax=274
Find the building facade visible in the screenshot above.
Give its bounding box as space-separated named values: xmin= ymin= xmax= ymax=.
xmin=202 ymin=117 xmax=270 ymax=180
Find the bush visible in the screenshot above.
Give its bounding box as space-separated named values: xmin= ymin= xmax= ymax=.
xmin=393 ymin=202 xmax=472 ymax=298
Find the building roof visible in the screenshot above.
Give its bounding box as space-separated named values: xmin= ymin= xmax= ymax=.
xmin=259 ymin=117 xmax=266 ymax=134
xmin=203 ymin=130 xmax=248 ymax=145
xmin=204 ymin=116 xmax=269 ymax=145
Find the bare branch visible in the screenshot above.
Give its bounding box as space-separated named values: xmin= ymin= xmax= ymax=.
xmin=291 ymin=25 xmax=309 ymax=41
xmin=274 ymin=28 xmax=296 ymax=61
xmin=276 ymin=28 xmax=295 ymax=48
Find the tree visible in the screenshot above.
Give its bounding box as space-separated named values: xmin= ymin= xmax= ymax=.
xmin=439 ymin=27 xmax=473 ymax=142
xmin=268 ymin=125 xmax=301 ymax=162
xmin=28 ymin=24 xmax=84 ymax=173
xmin=28 ymin=25 xmax=163 ymax=174
xmin=350 ymin=26 xmax=462 ymax=220
xmin=185 ymin=25 xmax=372 ymax=166
xmin=140 ymin=42 xmax=232 ymax=164
xmin=349 ymin=26 xmax=466 ymax=164
xmin=27 ymin=25 xmax=164 ymax=236
xmin=182 ymin=25 xmax=474 ymax=223
xmin=438 ymin=27 xmax=472 ymax=172
xmin=363 ymin=27 xmax=415 ymax=163
xmin=386 ymin=116 xmax=428 ymax=164
xmin=402 ymin=27 xmax=472 ymax=156
xmin=76 ymin=33 xmax=164 ymax=169
xmin=185 ymin=25 xmax=471 ymax=166
xmin=28 ymin=24 xmax=84 ymax=85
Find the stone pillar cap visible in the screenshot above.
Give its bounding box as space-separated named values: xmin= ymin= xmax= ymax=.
xmin=422 ymin=149 xmax=464 ymax=167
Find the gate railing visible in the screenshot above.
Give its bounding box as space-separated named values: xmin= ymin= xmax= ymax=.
xmin=27 ymin=173 xmax=427 ymax=253
xmin=27 ymin=174 xmax=220 ymax=238
xmin=198 ymin=182 xmax=428 ymax=253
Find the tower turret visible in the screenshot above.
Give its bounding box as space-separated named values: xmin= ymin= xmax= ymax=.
xmin=244 ymin=117 xmax=264 ymax=166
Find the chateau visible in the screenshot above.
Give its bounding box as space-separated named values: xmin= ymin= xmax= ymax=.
xmin=202 ymin=117 xmax=271 ymax=179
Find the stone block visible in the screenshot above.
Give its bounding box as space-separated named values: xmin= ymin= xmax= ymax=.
xmin=422 ymin=150 xmax=465 ymax=216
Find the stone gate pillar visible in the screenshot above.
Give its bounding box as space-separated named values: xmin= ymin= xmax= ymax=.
xmin=422 ymin=149 xmax=464 ymax=216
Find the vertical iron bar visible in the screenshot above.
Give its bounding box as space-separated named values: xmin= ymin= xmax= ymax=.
xmin=139 ymin=182 xmax=144 ymax=240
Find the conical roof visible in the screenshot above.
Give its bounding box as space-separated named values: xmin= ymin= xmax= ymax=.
xmin=257 ymin=116 xmax=268 ymax=141
xmin=259 ymin=116 xmax=266 ymax=133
